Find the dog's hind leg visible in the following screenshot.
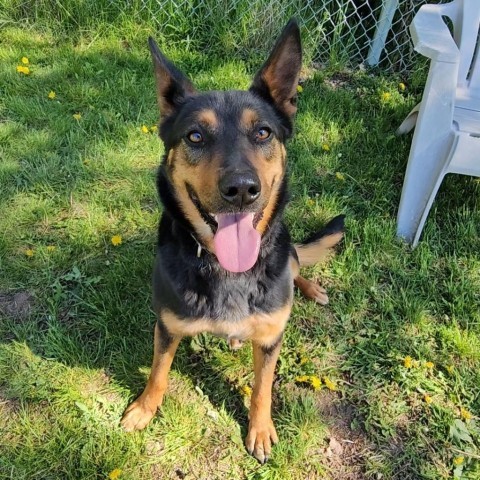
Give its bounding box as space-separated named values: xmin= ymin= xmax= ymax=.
xmin=121 ymin=319 xmax=182 ymax=431
xmin=290 ymin=254 xmax=329 ymax=305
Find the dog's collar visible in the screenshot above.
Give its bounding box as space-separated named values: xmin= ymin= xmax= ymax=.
xmin=190 ymin=233 xmax=203 ymax=258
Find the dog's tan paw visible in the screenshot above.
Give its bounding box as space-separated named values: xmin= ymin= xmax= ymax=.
xmin=120 ymin=400 xmax=156 ymax=432
xmin=307 ymin=283 xmax=329 ymax=305
xmin=245 ymin=418 xmax=279 ymax=464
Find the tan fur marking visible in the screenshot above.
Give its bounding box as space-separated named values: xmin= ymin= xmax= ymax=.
xmin=169 ymin=144 xmax=219 ymax=250
xmin=294 ymin=231 xmax=344 ymax=267
xmin=255 ymin=141 xmax=285 ymax=235
xmin=240 ymin=108 xmax=259 ymax=130
xmin=162 ymin=303 xmax=291 ymax=347
xmin=197 ymin=109 xmax=218 ymax=129
xmin=121 ymin=323 xmax=182 ymax=431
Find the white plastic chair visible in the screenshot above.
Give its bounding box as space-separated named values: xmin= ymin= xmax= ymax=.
xmin=396 ymin=0 xmax=480 ymax=247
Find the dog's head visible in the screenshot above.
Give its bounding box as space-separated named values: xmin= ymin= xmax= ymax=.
xmin=150 ymin=20 xmax=302 ymax=273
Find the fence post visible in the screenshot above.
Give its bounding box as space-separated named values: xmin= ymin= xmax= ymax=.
xmin=366 ymin=0 xmax=400 ymax=66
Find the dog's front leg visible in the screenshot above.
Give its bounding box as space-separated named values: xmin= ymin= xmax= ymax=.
xmin=121 ymin=319 xmax=182 ymax=431
xmin=246 ymin=336 xmax=282 ymax=463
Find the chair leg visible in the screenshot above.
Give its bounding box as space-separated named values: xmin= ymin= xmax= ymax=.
xmin=397 ymin=135 xmax=454 ymax=246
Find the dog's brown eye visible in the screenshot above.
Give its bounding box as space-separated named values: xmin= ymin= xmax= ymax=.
xmin=255 ymin=128 xmax=271 ymax=141
xmin=187 ymin=131 xmax=203 ymax=144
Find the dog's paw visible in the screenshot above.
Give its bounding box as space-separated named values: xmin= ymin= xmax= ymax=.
xmin=245 ymin=418 xmax=279 ymax=464
xmin=120 ymin=400 xmax=156 ymax=432
xmin=307 ymin=283 xmax=329 ymax=305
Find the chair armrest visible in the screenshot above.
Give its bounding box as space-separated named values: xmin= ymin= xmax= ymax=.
xmin=411 ymin=4 xmax=460 ymax=63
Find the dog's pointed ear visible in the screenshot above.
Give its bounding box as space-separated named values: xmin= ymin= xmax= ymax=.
xmin=250 ymin=19 xmax=302 ymax=119
xmin=148 ymin=37 xmax=196 ymax=118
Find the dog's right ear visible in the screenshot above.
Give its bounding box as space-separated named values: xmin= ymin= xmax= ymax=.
xmin=148 ymin=37 xmax=196 ymax=118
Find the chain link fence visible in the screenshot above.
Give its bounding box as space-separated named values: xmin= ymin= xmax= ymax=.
xmin=121 ymin=0 xmax=449 ymax=72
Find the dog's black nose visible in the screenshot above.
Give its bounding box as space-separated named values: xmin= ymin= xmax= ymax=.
xmin=219 ymin=170 xmax=261 ymax=207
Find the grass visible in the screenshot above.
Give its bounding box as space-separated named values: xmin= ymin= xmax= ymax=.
xmin=1 ymin=12 xmax=480 ymax=480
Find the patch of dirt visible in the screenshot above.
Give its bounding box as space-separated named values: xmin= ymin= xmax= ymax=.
xmin=0 ymin=291 xmax=35 ymax=321
xmin=324 ymin=71 xmax=354 ymax=90
xmin=315 ymin=390 xmax=376 ymax=480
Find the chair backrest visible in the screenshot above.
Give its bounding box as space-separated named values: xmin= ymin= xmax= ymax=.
xmin=439 ymin=0 xmax=480 ymax=91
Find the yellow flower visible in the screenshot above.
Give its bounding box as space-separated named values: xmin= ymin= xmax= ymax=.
xmin=322 ymin=143 xmax=330 ymax=152
xmin=381 ymin=92 xmax=391 ymax=102
xmin=300 ymin=356 xmax=309 ymax=365
xmin=239 ymin=385 xmax=252 ymax=397
xmin=296 ymin=84 xmax=303 ymax=93
xmin=306 ymin=198 xmax=315 ymax=206
xmin=108 ymin=469 xmax=122 ymax=480
xmin=323 ymin=376 xmax=336 ymax=391
xmin=48 ymin=91 xmax=56 ymax=99
xmin=460 ymin=407 xmax=472 ymax=421
xmin=446 ymin=365 xmax=454 ymax=374
xmin=73 ymin=113 xmax=82 ymax=120
xmin=310 ymin=376 xmax=321 ymax=390
xmin=46 ymin=245 xmax=56 ymax=252
xmin=398 ymin=82 xmax=406 ymax=92
xmin=150 ymin=125 xmax=158 ymax=133
xmin=16 ymin=65 xmax=30 ymax=75
xmin=425 ymin=361 xmax=434 ymax=369
xmin=25 ymin=248 xmax=34 ymax=257
xmin=453 ymin=456 xmax=464 ymax=466
xmin=335 ymin=172 xmax=345 ymax=181
xmin=21 ymin=57 xmax=29 ymax=65
xmin=424 ymin=394 xmax=433 ymax=405
xmin=141 ymin=125 xmax=149 ymax=134
xmin=295 ymin=375 xmax=321 ymax=390
xmin=404 ymin=356 xmax=413 ymax=368
xmin=111 ymin=235 xmax=122 ymax=246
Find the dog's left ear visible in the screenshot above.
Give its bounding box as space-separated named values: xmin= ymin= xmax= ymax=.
xmin=250 ymin=19 xmax=302 ymax=120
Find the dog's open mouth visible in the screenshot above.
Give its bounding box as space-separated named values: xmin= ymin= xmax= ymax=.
xmin=187 ymin=184 xmax=263 ymax=273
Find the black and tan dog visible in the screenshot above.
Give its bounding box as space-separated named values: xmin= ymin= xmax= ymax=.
xmin=121 ymin=20 xmax=344 ymax=463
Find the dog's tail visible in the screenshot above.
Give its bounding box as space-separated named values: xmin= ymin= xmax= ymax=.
xmin=294 ymin=214 xmax=345 ymax=267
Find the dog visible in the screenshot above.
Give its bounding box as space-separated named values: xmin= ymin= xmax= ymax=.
xmin=120 ymin=19 xmax=345 ymax=464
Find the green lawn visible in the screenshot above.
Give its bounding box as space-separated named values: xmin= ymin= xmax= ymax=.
xmin=1 ymin=13 xmax=479 ymax=480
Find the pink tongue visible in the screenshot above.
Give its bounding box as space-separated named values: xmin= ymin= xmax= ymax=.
xmin=213 ymin=213 xmax=261 ymax=273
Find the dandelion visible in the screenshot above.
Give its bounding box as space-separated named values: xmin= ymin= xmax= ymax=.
xmin=310 ymin=376 xmax=321 ymax=390
xmin=239 ymin=385 xmax=252 ymax=397
xmin=446 ymin=365 xmax=454 ymax=374
xmin=322 ymin=143 xmax=330 ymax=152
xmin=73 ymin=113 xmax=82 ymax=120
xmin=306 ymin=198 xmax=315 ymax=206
xmin=398 ymin=82 xmax=406 ymax=92
xmin=296 ymin=84 xmax=303 ymax=93
xmin=141 ymin=125 xmax=149 ymax=134
xmin=295 ymin=375 xmax=321 ymax=391
xmin=335 ymin=172 xmax=345 ymax=181
xmin=46 ymin=246 xmax=56 ymax=252
xmin=150 ymin=125 xmax=158 ymax=133
xmin=424 ymin=394 xmax=433 ymax=405
xmin=425 ymin=361 xmax=434 ymax=369
xmin=381 ymin=92 xmax=391 ymax=102
xmin=111 ymin=235 xmax=122 ymax=246
xmin=323 ymin=376 xmax=337 ymax=391
xmin=48 ymin=91 xmax=56 ymax=99
xmin=21 ymin=57 xmax=29 ymax=65
xmin=25 ymin=248 xmax=34 ymax=257
xmin=16 ymin=65 xmax=30 ymax=75
xmin=300 ymin=356 xmax=309 ymax=365
xmin=453 ymin=456 xmax=464 ymax=466
xmin=108 ymin=469 xmax=122 ymax=480
xmin=460 ymin=407 xmax=472 ymax=421
xmin=404 ymin=356 xmax=413 ymax=368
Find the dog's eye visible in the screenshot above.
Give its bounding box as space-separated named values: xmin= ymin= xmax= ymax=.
xmin=187 ymin=131 xmax=203 ymax=144
xmin=255 ymin=128 xmax=271 ymax=142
